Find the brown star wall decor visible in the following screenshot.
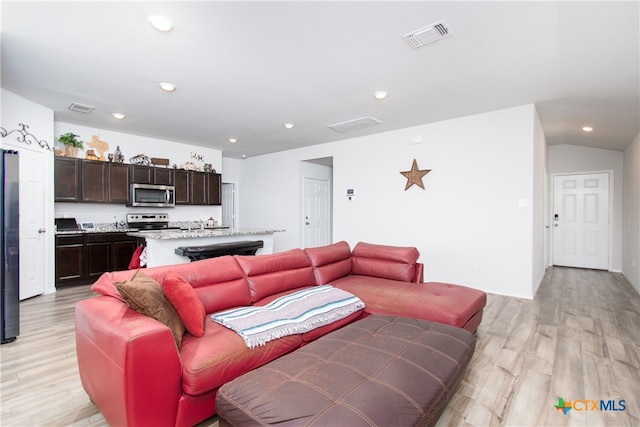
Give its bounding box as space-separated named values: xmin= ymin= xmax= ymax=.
xmin=400 ymin=159 xmax=431 ymax=190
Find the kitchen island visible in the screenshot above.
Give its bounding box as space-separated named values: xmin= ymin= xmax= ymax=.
xmin=127 ymin=228 xmax=283 ymax=267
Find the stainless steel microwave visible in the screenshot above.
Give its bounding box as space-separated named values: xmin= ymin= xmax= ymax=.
xmin=129 ymin=183 xmax=175 ymax=207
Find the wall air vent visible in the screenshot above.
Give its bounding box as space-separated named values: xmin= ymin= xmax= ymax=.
xmin=68 ymin=102 xmax=95 ymax=114
xmin=403 ymin=20 xmax=453 ymax=49
xmin=328 ymin=117 xmax=382 ymax=133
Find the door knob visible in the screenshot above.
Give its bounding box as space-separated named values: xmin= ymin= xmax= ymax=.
xmin=38 ymin=228 xmax=46 ymax=233
xmin=305 ymin=222 xmax=310 ymax=225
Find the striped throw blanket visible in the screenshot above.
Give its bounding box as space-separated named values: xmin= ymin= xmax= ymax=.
xmin=211 ymin=285 xmax=365 ymax=348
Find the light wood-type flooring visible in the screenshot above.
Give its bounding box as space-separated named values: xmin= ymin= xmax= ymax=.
xmin=1 ymin=267 xmax=638 ymax=426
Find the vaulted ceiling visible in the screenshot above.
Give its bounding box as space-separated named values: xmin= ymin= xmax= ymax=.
xmin=2 ymin=1 xmax=638 ymax=158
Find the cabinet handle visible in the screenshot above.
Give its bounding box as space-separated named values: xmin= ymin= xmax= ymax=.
xmin=38 ymin=228 xmax=47 ymax=233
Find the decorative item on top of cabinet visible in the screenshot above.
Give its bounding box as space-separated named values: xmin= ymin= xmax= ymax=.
xmin=151 ymin=157 xmax=170 ymax=167
xmin=58 ymin=132 xmax=84 ymax=158
xmin=113 ymin=145 xmax=125 ymax=163
xmin=85 ymin=150 xmax=99 ymax=161
xmin=129 ymin=153 xmax=152 ymax=165
xmin=87 ymin=135 xmax=109 ymax=161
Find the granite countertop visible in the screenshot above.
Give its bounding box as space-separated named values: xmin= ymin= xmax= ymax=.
xmin=55 ymin=227 xmax=139 ymax=235
xmin=127 ymin=228 xmax=284 ymax=240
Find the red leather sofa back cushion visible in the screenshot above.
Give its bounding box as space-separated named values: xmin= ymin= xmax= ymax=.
xmin=92 ymin=256 xmax=251 ymax=314
xmin=235 ymin=249 xmax=316 ymax=302
xmin=351 ymin=242 xmax=420 ymax=282
xmin=304 ymin=241 xmax=353 ymax=285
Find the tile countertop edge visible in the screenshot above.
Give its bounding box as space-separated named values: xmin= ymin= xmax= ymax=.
xmin=127 ymin=228 xmax=285 ymax=240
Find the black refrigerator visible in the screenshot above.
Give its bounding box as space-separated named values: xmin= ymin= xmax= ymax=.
xmin=1 ymin=149 xmax=19 ymax=343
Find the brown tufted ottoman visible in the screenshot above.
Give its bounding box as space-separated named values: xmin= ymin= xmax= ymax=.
xmin=216 ymin=315 xmax=476 ymax=427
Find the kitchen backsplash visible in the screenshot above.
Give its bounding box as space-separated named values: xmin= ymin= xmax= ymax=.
xmin=54 ymin=203 xmax=222 ymax=227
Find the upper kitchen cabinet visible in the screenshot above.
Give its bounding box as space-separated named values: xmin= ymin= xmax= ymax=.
xmin=54 ymin=157 xmax=81 ymax=202
xmin=207 ymin=173 xmax=221 ymax=205
xmin=131 ymin=164 xmax=174 ymax=185
xmin=130 ymin=165 xmax=153 ymax=184
xmin=108 ymin=162 xmax=130 ymax=203
xmin=81 ymin=160 xmax=108 ymax=203
xmin=174 ymin=169 xmax=190 ymax=204
xmin=154 ymin=168 xmax=174 ymax=185
xmin=55 ymin=158 xmax=220 ymax=206
xmin=191 ymin=171 xmax=207 ymax=205
xmin=190 ymin=171 xmax=221 ymax=205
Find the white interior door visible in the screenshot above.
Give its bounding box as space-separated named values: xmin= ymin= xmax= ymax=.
xmin=221 ymin=183 xmax=235 ymax=228
xmin=552 ymin=173 xmax=609 ymax=270
xmin=16 ymin=147 xmax=46 ymax=299
xmin=303 ymin=177 xmax=330 ymax=248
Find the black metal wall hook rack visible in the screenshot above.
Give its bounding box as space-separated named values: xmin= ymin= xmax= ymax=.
xmin=0 ymin=123 xmax=53 ymax=151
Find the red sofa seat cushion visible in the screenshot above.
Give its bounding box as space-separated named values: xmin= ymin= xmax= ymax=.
xmin=304 ymin=241 xmax=353 ymax=285
xmin=180 ymin=319 xmax=302 ymax=396
xmin=351 ymin=242 xmax=420 ymax=282
xmin=235 ymin=249 xmax=316 ymax=302
xmin=333 ymin=276 xmax=486 ymax=331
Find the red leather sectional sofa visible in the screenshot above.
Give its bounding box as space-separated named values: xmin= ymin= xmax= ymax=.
xmin=74 ymin=241 xmax=486 ymax=427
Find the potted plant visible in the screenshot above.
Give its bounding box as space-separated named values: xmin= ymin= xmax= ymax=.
xmin=58 ymin=132 xmax=84 ymax=157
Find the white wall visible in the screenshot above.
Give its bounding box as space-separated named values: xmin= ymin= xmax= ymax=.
xmin=239 ymin=104 xmax=540 ymax=299
xmin=622 ymin=133 xmax=640 ymax=293
xmin=54 ymin=123 xmax=224 ymax=225
xmin=1 ymin=89 xmax=56 ymax=295
xmin=532 ymin=107 xmax=548 ymax=294
xmin=547 ymin=144 xmax=624 ymax=272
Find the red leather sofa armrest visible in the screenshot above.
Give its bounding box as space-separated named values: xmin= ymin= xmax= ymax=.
xmin=75 ymin=296 xmax=182 ymax=427
xmin=415 ymin=262 xmax=424 ymax=283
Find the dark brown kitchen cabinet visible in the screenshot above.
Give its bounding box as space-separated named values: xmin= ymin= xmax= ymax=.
xmin=191 ymin=172 xmax=207 ymax=205
xmin=131 ymin=164 xmax=174 ymax=185
xmin=81 ymin=160 xmax=108 ymax=203
xmin=113 ymin=238 xmax=138 ymax=271
xmin=130 ymin=165 xmax=154 ymax=184
xmin=86 ymin=236 xmax=111 ymax=280
xmin=207 ymin=173 xmax=222 ymax=205
xmin=55 ymin=158 xmax=219 ymax=206
xmin=54 ymin=157 xmax=81 ymax=202
xmin=55 ymin=232 xmax=137 ymax=287
xmin=189 ymin=172 xmax=221 ymax=205
xmin=108 ymin=162 xmax=130 ymax=203
xmin=55 ymin=234 xmax=85 ymax=286
xmin=174 ymin=169 xmax=190 ymax=204
xmin=154 ymin=168 xmax=174 ymax=185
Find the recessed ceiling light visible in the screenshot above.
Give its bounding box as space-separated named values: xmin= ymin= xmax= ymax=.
xmin=111 ymin=113 xmax=126 ymax=120
xmin=229 ymin=138 xmax=238 ymax=144
xmin=148 ymin=15 xmax=174 ymax=32
xmin=582 ymin=126 xmax=594 ymax=132
xmin=159 ymin=82 xmax=176 ymax=92
xmin=373 ymin=91 xmax=388 ymax=100
xmin=241 ymin=154 xmax=247 ymax=159
xmin=283 ymin=123 xmax=295 ymax=129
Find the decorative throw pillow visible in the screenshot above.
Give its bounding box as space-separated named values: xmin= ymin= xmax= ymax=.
xmin=115 ymin=270 xmax=185 ymax=349
xmin=162 ymin=272 xmax=206 ymax=337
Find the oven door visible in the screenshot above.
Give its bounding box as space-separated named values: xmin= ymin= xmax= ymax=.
xmin=129 ymin=184 xmax=175 ymax=207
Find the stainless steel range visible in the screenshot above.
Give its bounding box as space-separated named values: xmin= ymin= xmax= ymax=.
xmin=126 ymin=213 xmax=177 ymax=231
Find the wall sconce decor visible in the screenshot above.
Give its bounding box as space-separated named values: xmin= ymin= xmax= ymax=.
xmin=0 ymin=123 xmax=52 ymax=151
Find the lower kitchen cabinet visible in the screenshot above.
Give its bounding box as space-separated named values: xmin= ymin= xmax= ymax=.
xmin=55 ymin=234 xmax=85 ymax=286
xmin=56 ymin=232 xmax=137 ymax=287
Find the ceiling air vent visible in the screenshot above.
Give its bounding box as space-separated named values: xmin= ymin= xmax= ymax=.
xmin=68 ymin=102 xmax=95 ymax=114
xmin=328 ymin=117 xmax=382 ymax=133
xmin=403 ymin=20 xmax=453 ymax=49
